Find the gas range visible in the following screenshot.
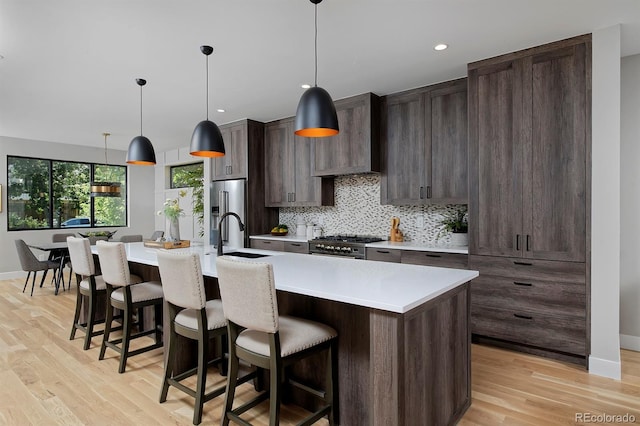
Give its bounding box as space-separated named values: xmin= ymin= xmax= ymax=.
xmin=309 ymin=235 xmax=384 ymax=259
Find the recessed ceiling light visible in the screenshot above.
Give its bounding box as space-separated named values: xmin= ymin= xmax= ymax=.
xmin=301 ymin=84 xmax=311 ymax=89
xmin=434 ymin=44 xmax=448 ymax=51
xmin=216 ymin=109 xmax=225 ymax=113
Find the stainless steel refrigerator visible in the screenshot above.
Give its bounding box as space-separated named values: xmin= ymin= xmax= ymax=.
xmin=210 ymin=179 xmax=246 ymax=249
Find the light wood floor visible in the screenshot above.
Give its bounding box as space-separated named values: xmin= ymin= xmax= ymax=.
xmin=1 ymin=275 xmax=639 ymax=425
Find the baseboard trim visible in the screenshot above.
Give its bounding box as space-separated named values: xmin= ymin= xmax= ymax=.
xmin=588 ymin=356 xmax=622 ymax=380
xmin=0 ymin=271 xmax=25 ymax=280
xmin=620 ymin=334 xmax=640 ymax=351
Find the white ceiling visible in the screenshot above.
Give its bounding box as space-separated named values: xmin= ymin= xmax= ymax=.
xmin=1 ymin=0 xmax=639 ymax=153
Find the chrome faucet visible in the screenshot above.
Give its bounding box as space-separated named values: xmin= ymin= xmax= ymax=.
xmin=217 ymin=212 xmax=245 ymax=256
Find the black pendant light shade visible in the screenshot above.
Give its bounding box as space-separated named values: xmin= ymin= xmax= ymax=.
xmin=126 ymin=78 xmax=156 ymax=165
xmin=91 ymin=132 xmax=122 ymax=197
xmin=126 ymin=135 xmax=156 ymax=165
xmin=190 ymin=45 xmax=225 ymax=157
xmin=191 ymin=120 xmax=225 ymax=157
xmin=294 ymin=86 xmax=339 ymax=137
xmin=294 ymin=0 xmax=339 ymax=138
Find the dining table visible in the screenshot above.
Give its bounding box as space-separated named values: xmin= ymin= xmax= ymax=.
xmin=28 ymin=241 xmax=69 ymax=295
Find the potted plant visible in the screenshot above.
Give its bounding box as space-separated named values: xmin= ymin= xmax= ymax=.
xmin=438 ymin=207 xmax=469 ymax=246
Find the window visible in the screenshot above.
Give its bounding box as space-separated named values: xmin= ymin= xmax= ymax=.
xmin=7 ymin=156 xmax=127 ymax=230
xmin=170 ymin=162 xmax=203 ymax=189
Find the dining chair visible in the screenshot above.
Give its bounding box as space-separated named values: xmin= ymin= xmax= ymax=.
xmin=119 ymin=234 xmax=143 ymax=243
xmin=14 ymin=239 xmax=60 ymax=297
xmin=96 ymin=241 xmax=164 ymax=373
xmin=216 ymin=257 xmax=338 ymax=426
xmin=157 ymin=251 xmax=230 ymax=425
xmin=150 ymin=230 xmax=164 ymax=241
xmin=52 ymin=232 xmax=75 ymax=287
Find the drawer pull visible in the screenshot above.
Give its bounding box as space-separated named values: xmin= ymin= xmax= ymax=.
xmin=513 ymin=261 xmax=533 ymax=266
xmin=426 ymin=254 xmax=442 ymax=258
xmin=513 ymin=281 xmax=532 ymax=287
xmin=377 ymin=250 xmax=390 ymax=254
xmin=262 ymin=241 xmax=272 ymax=244
xmin=291 ymin=243 xmax=301 ymax=247
xmin=513 ymin=313 xmax=533 ymax=320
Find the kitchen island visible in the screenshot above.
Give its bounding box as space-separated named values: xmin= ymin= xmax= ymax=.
xmin=97 ymin=243 xmax=478 ymax=425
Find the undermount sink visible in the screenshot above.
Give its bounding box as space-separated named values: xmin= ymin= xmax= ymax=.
xmin=224 ymin=251 xmax=270 ymax=259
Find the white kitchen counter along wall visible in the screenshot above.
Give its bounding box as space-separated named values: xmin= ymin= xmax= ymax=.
xmin=279 ymin=174 xmax=466 ymax=244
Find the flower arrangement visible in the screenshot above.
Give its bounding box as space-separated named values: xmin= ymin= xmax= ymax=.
xmin=158 ymin=190 xmax=187 ymax=220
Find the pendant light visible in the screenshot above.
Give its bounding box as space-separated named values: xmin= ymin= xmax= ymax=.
xmin=126 ymin=78 xmax=156 ymax=165
xmin=294 ymin=0 xmax=339 ymax=137
xmin=190 ymin=45 xmax=225 ymax=157
xmin=90 ymin=132 xmax=121 ymax=197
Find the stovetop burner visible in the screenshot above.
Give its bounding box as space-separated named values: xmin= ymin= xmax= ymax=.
xmin=314 ymin=235 xmax=384 ymax=244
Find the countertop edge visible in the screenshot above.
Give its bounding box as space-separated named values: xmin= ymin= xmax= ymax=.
xmin=365 ymin=241 xmax=469 ymax=254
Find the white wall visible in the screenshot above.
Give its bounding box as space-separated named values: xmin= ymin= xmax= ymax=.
xmin=620 ymin=53 xmax=640 ymax=351
xmin=0 ymin=136 xmax=155 ymax=277
xmin=590 ymin=25 xmax=622 ymax=379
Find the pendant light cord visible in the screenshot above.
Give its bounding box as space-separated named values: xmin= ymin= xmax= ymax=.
xmin=103 ymin=133 xmax=109 ymax=165
xmin=140 ymin=84 xmax=143 ymax=136
xmin=314 ymin=2 xmax=318 ymax=87
xmin=206 ymin=53 xmax=210 ymax=120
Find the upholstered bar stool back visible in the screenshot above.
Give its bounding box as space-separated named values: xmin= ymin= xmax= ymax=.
xmin=157 ymin=251 xmax=235 ymax=425
xmin=96 ymin=241 xmax=164 ymax=373
xmin=216 ymin=257 xmax=338 ymax=426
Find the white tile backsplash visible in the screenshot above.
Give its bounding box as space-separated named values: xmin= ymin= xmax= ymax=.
xmin=279 ymin=174 xmax=466 ymax=244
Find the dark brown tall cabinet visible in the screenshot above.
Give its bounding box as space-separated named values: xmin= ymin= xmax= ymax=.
xmin=264 ymin=118 xmax=334 ymax=207
xmin=468 ymin=35 xmax=591 ymax=365
xmin=381 ymin=78 xmax=468 ymax=205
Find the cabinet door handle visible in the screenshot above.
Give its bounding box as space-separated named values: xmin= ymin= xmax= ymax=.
xmin=516 ymin=234 xmax=521 ymax=251
xmin=426 ymin=254 xmax=442 ymax=258
xmin=513 ymin=313 xmax=533 ymax=320
xmin=526 ymin=235 xmax=531 ymax=251
xmin=513 ymin=281 xmax=532 ymax=287
xmin=513 ymin=261 xmax=533 ymax=266
xmin=419 ymin=186 xmax=425 ymax=199
xmin=426 ymin=185 xmax=432 ymax=199
xmin=228 ymin=165 xmax=232 ymax=174
xmin=377 ymin=250 xmax=390 ymax=254
xmin=291 ymin=193 xmax=295 ymax=202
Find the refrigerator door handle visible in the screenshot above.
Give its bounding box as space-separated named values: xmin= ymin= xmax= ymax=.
xmin=220 ymin=190 xmax=229 ymax=242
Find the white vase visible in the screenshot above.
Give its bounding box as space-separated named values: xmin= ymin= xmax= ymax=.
xmin=450 ymin=232 xmax=468 ymax=247
xmin=167 ymin=217 xmax=181 ymax=242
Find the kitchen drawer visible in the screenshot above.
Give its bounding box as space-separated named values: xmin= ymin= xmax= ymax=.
xmin=468 ymin=255 xmax=585 ymax=283
xmin=470 ymin=275 xmax=586 ymax=318
xmin=250 ymin=239 xmax=285 ymax=251
xmin=284 ymin=241 xmax=309 ymax=254
xmin=471 ymin=304 xmax=586 ymax=355
xmin=366 ymin=248 xmax=401 ymax=263
xmin=402 ymin=250 xmax=468 ymax=269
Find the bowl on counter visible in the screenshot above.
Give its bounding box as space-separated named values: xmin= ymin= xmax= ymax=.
xmin=270 ymin=231 xmax=288 ymax=236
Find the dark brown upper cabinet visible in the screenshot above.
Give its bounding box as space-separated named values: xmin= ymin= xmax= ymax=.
xmin=468 ymin=35 xmax=590 ymax=262
xmin=380 ymin=78 xmax=468 ymax=205
xmin=212 ymin=120 xmax=255 ymax=180
xmin=312 ymin=92 xmax=381 ymax=176
xmin=264 ymin=118 xmax=334 ymax=207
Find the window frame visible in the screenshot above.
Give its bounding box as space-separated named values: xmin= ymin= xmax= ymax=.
xmin=6 ymin=155 xmax=128 ymax=231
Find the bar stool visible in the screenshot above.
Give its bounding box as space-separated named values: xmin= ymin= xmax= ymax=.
xmin=216 ymin=257 xmax=338 ymax=426
xmin=96 ymin=241 xmax=164 ymax=373
xmin=157 ymin=251 xmax=230 ymax=425
xmin=67 ymin=237 xmax=142 ymax=350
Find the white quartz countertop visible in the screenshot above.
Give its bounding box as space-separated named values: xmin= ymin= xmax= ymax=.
xmin=93 ymin=243 xmax=478 ymax=314
xmin=250 ymin=234 xmax=310 ymax=243
xmin=365 ymin=241 xmax=469 ymax=254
